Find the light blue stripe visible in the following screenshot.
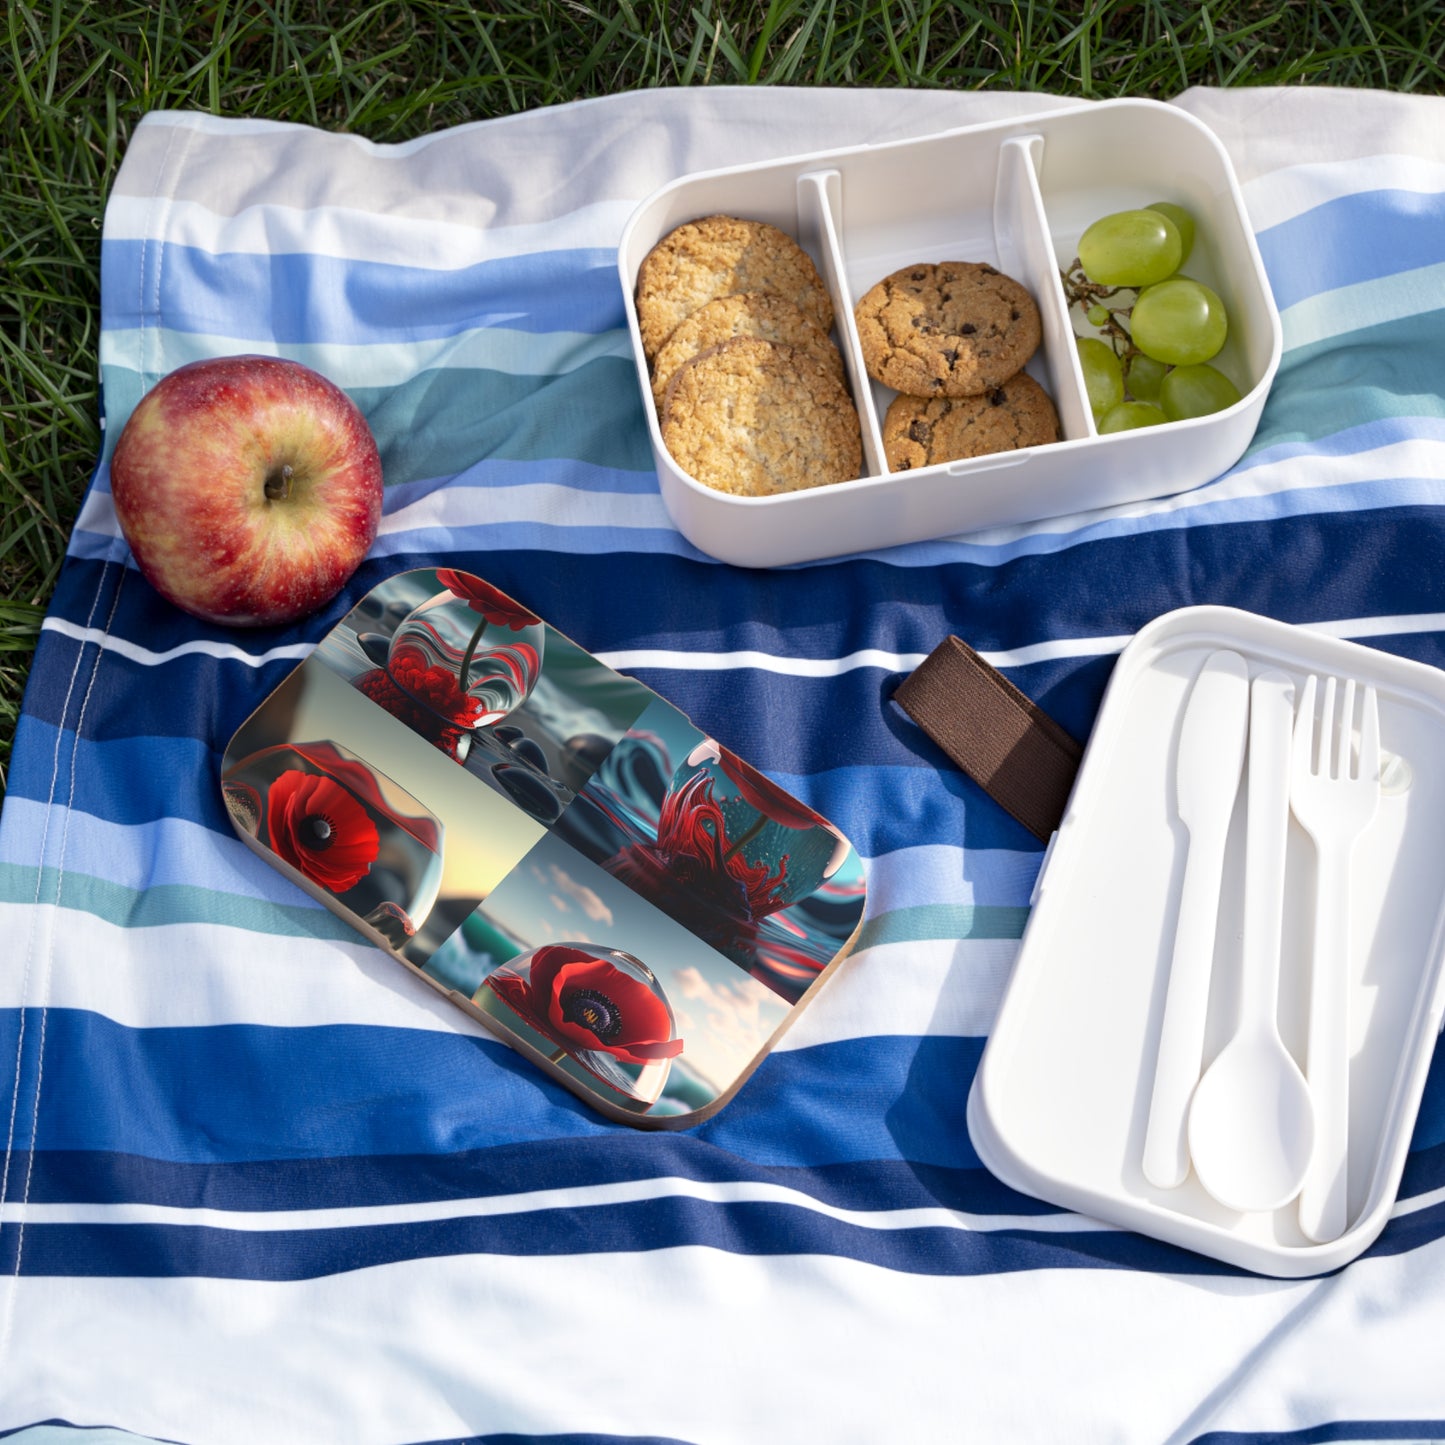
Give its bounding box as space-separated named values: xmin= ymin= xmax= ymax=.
xmin=0 ymin=797 xmax=1040 ymax=913
xmin=0 ymin=797 xmax=314 ymax=902
xmin=1255 ymin=185 xmax=1445 ymax=311
xmin=100 ymin=238 xmax=623 ymax=343
xmin=100 ymin=321 xmax=635 ymax=388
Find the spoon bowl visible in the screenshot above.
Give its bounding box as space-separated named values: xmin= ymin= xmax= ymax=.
xmin=1186 ymin=669 xmax=1315 ymax=1214
xmin=1188 ymin=1026 xmax=1315 ymax=1211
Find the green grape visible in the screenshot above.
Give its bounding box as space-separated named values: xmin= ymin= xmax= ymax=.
xmin=1086 ymin=305 xmax=1111 ymax=327
xmin=1125 ymin=353 xmax=1168 ymax=403
xmin=1130 ymin=277 xmax=1228 ymax=366
xmin=1077 ymin=209 xmax=1183 ymax=288
xmin=1098 ymin=401 xmax=1168 ymax=433
xmin=1160 ymin=363 xmax=1242 ymax=420
xmin=1147 ymin=202 xmax=1196 ymax=264
xmin=1077 ymin=337 xmax=1124 ymax=419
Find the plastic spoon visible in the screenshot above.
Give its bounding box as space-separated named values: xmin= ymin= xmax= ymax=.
xmin=1188 ymin=669 xmax=1315 ymax=1213
xmin=1142 ymin=649 xmax=1251 ymax=1189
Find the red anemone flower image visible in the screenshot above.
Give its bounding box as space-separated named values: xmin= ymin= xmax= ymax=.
xmin=487 ymin=945 xmax=683 ymax=1066
xmin=434 ymin=570 xmax=541 ymax=631
xmin=354 ymin=666 xmax=470 ymax=759
xmin=654 ymin=769 xmax=792 ymax=919
xmin=266 ymin=769 xmax=380 ymax=894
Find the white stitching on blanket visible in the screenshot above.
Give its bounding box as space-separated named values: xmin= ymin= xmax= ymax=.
xmin=0 ymin=113 xmax=195 ymax=1379
xmin=0 ymin=559 xmax=115 ymax=1370
xmin=0 ymin=567 xmax=129 ymax=1367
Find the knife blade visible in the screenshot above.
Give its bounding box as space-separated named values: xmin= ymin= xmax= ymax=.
xmin=1142 ymin=648 xmax=1252 ymax=1189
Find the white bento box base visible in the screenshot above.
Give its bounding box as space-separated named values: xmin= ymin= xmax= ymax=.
xmin=968 ymin=607 xmax=1445 ymax=1277
xmin=618 ymin=98 xmax=1282 ymax=569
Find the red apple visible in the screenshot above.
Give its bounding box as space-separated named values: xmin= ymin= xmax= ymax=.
xmin=110 ymin=354 xmax=384 ymax=627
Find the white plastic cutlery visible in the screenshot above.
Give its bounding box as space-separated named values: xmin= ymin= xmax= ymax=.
xmin=1143 ymin=650 xmax=1251 ymax=1189
xmin=1290 ymin=675 xmax=1381 ymax=1243
xmin=1189 ymin=669 xmax=1316 ymax=1213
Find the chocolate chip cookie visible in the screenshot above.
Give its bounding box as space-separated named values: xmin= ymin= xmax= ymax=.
xmin=660 ymin=336 xmax=861 ymax=497
xmin=882 ymin=373 xmax=1059 ymax=471
xmin=636 ymin=216 xmax=835 ymax=361
xmin=650 ymin=291 xmax=844 ymax=410
xmin=854 ymin=262 xmax=1041 ymax=397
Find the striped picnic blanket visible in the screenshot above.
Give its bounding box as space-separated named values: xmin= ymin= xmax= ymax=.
xmin=3 ymin=85 xmax=1444 ymax=1443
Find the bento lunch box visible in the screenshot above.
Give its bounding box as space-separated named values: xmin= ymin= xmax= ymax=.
xmin=618 ymin=98 xmax=1282 ymax=568
xmin=968 ymin=608 xmax=1445 ymax=1277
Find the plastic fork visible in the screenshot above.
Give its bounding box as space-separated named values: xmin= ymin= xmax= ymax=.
xmin=1290 ymin=674 xmax=1381 ymax=1243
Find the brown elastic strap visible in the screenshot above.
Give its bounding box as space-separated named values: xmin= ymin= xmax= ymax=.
xmin=893 ymin=635 xmax=1083 ymax=843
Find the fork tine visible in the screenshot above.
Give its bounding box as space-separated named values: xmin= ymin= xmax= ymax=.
xmin=1319 ymin=675 xmax=1336 ymax=778
xmin=1338 ymin=677 xmax=1356 ymax=779
xmin=1360 ymin=684 xmax=1381 ymax=783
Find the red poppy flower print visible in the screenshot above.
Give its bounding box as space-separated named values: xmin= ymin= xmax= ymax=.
xmin=266 ymin=769 xmax=380 ymax=893
xmin=715 ymin=746 xmax=829 ymax=833
xmin=434 ymin=570 xmax=540 ymax=631
xmin=488 ymin=945 xmax=683 ymax=1065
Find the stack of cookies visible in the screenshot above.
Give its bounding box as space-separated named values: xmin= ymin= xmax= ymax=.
xmin=635 ymin=215 xmax=862 ymax=498
xmin=853 ymin=261 xmax=1060 ymax=471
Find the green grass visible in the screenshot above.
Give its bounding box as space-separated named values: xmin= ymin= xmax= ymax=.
xmin=3 ymin=0 xmax=1444 ymax=794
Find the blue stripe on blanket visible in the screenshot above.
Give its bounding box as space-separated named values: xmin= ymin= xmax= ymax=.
xmin=13 ymin=1145 xmax=1051 ymax=1215
xmin=2 ymin=717 xmax=1045 ymax=856
xmin=1190 ymin=1421 xmax=1445 ymax=1445
xmin=0 ymin=1202 xmax=1239 ymax=1281
xmin=0 ymin=1427 xmax=694 ymax=1445
xmin=1255 ymin=186 xmax=1445 ymax=311
xmin=100 ymin=242 xmax=626 ymax=342
xmin=0 ymin=1009 xmax=983 ymax=1170
xmin=37 ymin=506 xmax=1445 ymax=675
xmin=16 ymin=1144 xmax=1057 ymax=1213
xmin=7 ymin=1154 xmax=1443 ymax=1284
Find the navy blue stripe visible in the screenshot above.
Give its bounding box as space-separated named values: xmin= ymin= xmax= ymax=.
xmin=1256 ymin=186 xmax=1445 ymax=311
xmin=6 ymin=1191 xmax=1440 ymax=1286
xmin=16 ymin=1147 xmax=1052 ymax=1217
xmin=0 ymin=1426 xmax=687 ymax=1445
xmin=100 ymin=240 xmax=625 ymax=343
xmin=421 ymin=1437 xmax=695 ymax=1445
xmin=45 ymin=506 xmax=1445 ymax=694
xmin=423 ymin=1436 xmax=696 ymax=1445
xmin=0 ymin=1009 xmax=986 ymax=1172
xmin=1191 ymin=1422 xmax=1445 ymax=1445
xmin=0 ymin=1198 xmax=1238 ymax=1281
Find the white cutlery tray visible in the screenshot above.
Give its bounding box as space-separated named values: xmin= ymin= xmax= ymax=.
xmin=967 ymin=606 xmax=1445 ymax=1276
xmin=617 ymin=99 xmax=1282 ymax=568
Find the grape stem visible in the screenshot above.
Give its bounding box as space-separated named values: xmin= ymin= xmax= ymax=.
xmin=1061 ymin=258 xmax=1139 ymax=364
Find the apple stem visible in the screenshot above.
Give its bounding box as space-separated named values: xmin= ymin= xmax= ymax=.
xmin=264 ymin=463 xmax=294 ymax=502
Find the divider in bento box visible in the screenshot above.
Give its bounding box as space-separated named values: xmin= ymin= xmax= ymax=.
xmin=617 ymin=99 xmax=1282 ymax=568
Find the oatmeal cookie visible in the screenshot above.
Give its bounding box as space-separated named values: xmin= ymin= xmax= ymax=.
xmin=650 ymin=291 xmax=844 ymax=410
xmin=636 ymin=215 xmax=835 ymax=360
xmin=854 ymin=261 xmax=1041 ymax=397
xmin=660 ymin=336 xmax=861 ymax=497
